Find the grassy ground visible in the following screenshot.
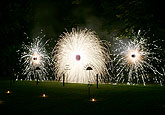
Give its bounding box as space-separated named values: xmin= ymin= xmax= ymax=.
xmin=0 ymin=80 xmax=165 ymax=115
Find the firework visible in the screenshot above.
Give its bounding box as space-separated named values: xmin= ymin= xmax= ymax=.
xmin=19 ymin=33 xmax=51 ymax=81
xmin=53 ymin=28 xmax=110 ymax=83
xmin=112 ymin=30 xmax=164 ymax=85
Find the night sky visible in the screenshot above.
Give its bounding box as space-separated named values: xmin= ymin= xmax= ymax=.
xmin=0 ymin=0 xmax=165 ymax=79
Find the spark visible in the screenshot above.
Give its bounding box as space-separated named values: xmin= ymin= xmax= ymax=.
xmin=53 ymin=28 xmax=110 ymax=83
xmin=19 ymin=32 xmax=51 ymax=81
xmin=112 ymin=30 xmax=164 ymax=85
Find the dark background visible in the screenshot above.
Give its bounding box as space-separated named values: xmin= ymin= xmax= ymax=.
xmin=0 ymin=0 xmax=165 ymax=79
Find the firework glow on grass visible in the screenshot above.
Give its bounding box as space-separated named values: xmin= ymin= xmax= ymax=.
xmin=53 ymin=28 xmax=110 ymax=83
xmin=112 ymin=30 xmax=164 ymax=86
xmin=19 ymin=32 xmax=51 ymax=81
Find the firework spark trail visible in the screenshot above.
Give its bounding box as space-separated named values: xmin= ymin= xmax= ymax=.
xmin=19 ymin=33 xmax=51 ymax=81
xmin=112 ymin=30 xmax=164 ymax=85
xmin=53 ymin=28 xmax=110 ymax=83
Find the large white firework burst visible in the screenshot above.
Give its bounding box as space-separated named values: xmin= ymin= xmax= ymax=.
xmin=113 ymin=30 xmax=164 ymax=85
xmin=20 ymin=33 xmax=51 ymax=81
xmin=53 ymin=28 xmax=110 ymax=83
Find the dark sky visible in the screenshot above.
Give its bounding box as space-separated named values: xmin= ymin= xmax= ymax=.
xmin=0 ymin=0 xmax=165 ymax=78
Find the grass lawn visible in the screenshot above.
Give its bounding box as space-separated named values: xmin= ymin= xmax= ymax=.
xmin=0 ymin=80 xmax=165 ymax=115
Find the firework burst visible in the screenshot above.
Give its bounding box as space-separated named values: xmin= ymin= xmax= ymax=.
xmin=112 ymin=30 xmax=164 ymax=85
xmin=19 ymin=33 xmax=51 ymax=81
xmin=53 ymin=28 xmax=110 ymax=83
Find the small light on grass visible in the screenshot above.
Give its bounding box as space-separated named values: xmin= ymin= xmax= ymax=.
xmin=91 ymin=98 xmax=96 ymax=102
xmin=6 ymin=90 xmax=10 ymax=94
xmin=42 ymin=93 xmax=47 ymax=98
